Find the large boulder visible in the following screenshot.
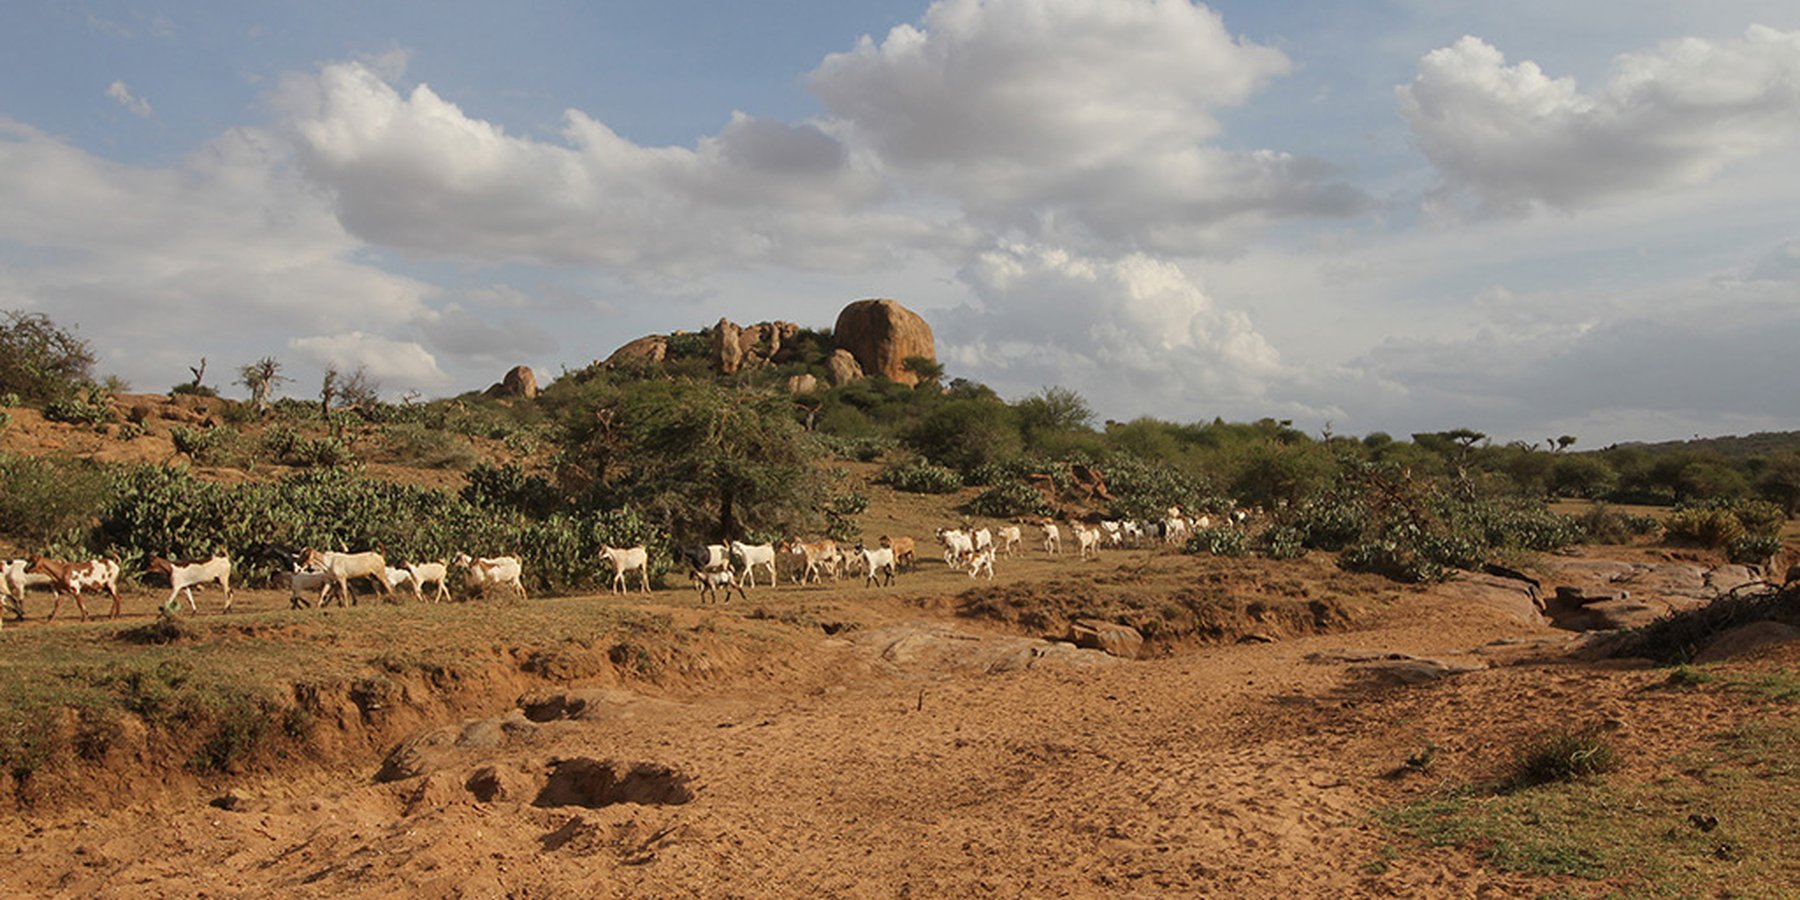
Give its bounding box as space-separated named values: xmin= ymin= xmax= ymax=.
xmin=601 ymin=335 xmax=668 ymax=369
xmin=712 ymin=318 xmax=745 ymax=375
xmin=826 ymin=349 xmax=865 ymax=386
xmin=833 ymin=299 xmax=936 ymax=386
xmin=1068 ymin=619 xmax=1144 ymax=659
xmin=485 ymin=365 xmax=538 ymax=400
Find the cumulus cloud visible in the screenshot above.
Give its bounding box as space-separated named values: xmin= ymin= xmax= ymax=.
xmin=941 ymin=242 xmax=1281 ymax=416
xmin=0 ymin=117 xmax=437 ymax=392
xmin=810 ymin=0 xmax=1366 ymax=253
xmin=106 ymin=81 xmax=153 ymax=118
xmin=290 ymin=331 xmax=449 ymax=391
xmin=1400 ymin=26 xmax=1800 ymax=212
xmin=1307 ymin=272 xmax=1800 ymax=442
xmin=275 ymin=60 xmax=931 ymax=274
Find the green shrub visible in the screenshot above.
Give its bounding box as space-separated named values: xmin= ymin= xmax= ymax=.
xmin=1727 ymin=533 xmax=1783 ymax=565
xmin=170 ymin=425 xmax=245 ymax=466
xmin=461 ymin=461 xmax=559 ymax=517
xmin=1256 ymin=524 xmax=1308 ymax=560
xmin=1665 ymin=498 xmax=1781 ymax=549
xmin=1185 ymin=527 xmax=1249 ymax=557
xmin=290 ymin=436 xmax=354 ymax=468
xmin=1510 ymin=729 xmax=1620 ymax=787
xmin=0 ymin=454 xmax=112 ymax=544
xmin=967 ymin=480 xmax=1052 ymax=518
xmin=43 ymin=393 xmax=111 ymax=426
xmin=372 ymin=422 xmax=478 ymax=469
xmin=826 ymin=490 xmax=870 ymax=517
xmin=1573 ymin=504 xmax=1662 ymax=544
xmin=879 ymin=458 xmax=964 ymax=494
xmin=170 ymin=383 xmax=218 ymax=399
xmin=1 ymin=310 xmax=95 ymax=404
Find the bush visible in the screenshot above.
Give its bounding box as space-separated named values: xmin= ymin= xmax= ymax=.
xmin=289 ymin=436 xmax=354 ymax=468
xmin=826 ymin=490 xmax=870 ymax=517
xmin=966 ymin=480 xmax=1052 ymax=518
xmin=878 ymin=458 xmax=963 ymax=494
xmin=0 ymin=310 xmax=95 ymax=404
xmin=0 ymin=454 xmax=113 ymax=544
xmin=462 ymin=462 xmax=559 ymax=517
xmin=1573 ymin=504 xmax=1662 ymax=544
xmin=1510 ymin=729 xmax=1620 ymax=787
xmin=43 ymin=392 xmax=112 ymax=426
xmin=170 ymin=425 xmax=245 ymax=467
xmin=1256 ymin=524 xmax=1307 ymax=560
xmin=1727 ymin=533 xmax=1783 ymax=566
xmin=1665 ymin=498 xmax=1782 ymax=549
xmin=1185 ymin=527 xmax=1248 ymax=557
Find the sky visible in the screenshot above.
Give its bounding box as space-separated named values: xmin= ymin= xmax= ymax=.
xmin=2 ymin=0 xmax=1798 ymax=446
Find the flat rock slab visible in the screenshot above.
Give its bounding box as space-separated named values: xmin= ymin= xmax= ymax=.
xmin=855 ymin=624 xmax=1120 ymax=674
xmin=1693 ymin=621 xmax=1800 ymax=664
xmin=1436 ymin=572 xmax=1545 ymax=625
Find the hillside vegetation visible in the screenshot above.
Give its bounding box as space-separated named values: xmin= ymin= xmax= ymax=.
xmin=3 ymin=309 xmax=1795 ymax=589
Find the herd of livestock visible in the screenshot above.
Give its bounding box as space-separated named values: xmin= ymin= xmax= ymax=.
xmin=1 ymin=508 xmax=1244 ymax=628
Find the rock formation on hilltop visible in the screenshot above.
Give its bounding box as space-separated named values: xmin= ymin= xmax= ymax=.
xmin=485 ymin=365 xmax=539 ymax=400
xmin=833 ymin=299 xmax=936 ymax=386
xmin=593 ymin=299 xmax=936 ymax=385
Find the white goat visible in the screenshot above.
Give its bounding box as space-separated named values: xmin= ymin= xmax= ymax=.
xmin=1040 ymin=522 xmax=1062 ymax=555
xmin=935 ymin=528 xmax=975 ymax=569
xmin=997 ymin=525 xmax=1022 ymax=557
xmin=691 ymin=567 xmax=748 ymax=604
xmin=967 ymin=546 xmax=995 ymax=580
xmin=729 ymin=541 xmax=778 ymax=588
xmin=299 ymin=549 xmax=394 ymax=607
xmin=3 ymin=558 xmax=55 ymax=622
xmin=286 ymin=567 xmax=336 ymax=609
xmin=403 ymin=560 xmax=452 ymax=603
xmin=146 ymin=554 xmax=234 ymax=613
xmin=855 ymin=543 xmax=896 ymax=587
xmin=454 ymin=553 xmax=528 ymax=600
xmin=1072 ymin=524 xmax=1102 ymax=559
xmin=597 ymin=544 xmax=649 ymax=594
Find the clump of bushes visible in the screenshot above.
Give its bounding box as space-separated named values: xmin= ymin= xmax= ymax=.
xmin=966 ymin=480 xmax=1052 ymax=518
xmin=1282 ymin=462 xmax=1581 ymax=583
xmin=170 ymin=425 xmax=245 ymax=466
xmin=1573 ymin=503 xmax=1663 ymax=544
xmin=1510 ymin=728 xmax=1620 ymax=787
xmin=43 ymin=390 xmax=112 ymax=427
xmin=1185 ymin=527 xmax=1249 ymax=557
xmin=878 ymin=458 xmax=964 ymax=494
xmin=1665 ymin=498 xmax=1784 ymax=550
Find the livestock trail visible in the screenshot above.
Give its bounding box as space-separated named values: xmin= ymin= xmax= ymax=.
xmin=4 ymin=550 xmax=1795 ymax=897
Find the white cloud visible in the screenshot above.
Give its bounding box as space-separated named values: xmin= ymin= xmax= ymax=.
xmin=105 ymin=81 xmax=153 ymax=118
xmin=942 ymin=242 xmax=1282 ymax=416
xmin=0 ymin=117 xmax=437 ymax=392
xmin=810 ymin=0 xmax=1366 ymax=254
xmin=1400 ymin=26 xmax=1800 ymax=212
xmin=289 ymin=331 xmax=448 ymax=391
xmin=275 ymin=60 xmax=932 ymax=274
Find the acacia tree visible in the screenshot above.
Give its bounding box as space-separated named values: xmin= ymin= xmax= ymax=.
xmin=567 ymin=380 xmax=824 ymax=542
xmin=0 ymin=309 xmax=95 ymax=403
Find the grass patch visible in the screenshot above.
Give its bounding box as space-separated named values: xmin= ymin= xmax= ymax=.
xmin=1378 ymin=715 xmax=1800 ymax=895
xmin=1510 ymin=728 xmax=1620 ymax=788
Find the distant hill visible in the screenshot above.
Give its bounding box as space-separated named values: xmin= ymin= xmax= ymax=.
xmin=1608 ymin=431 xmax=1800 ymax=460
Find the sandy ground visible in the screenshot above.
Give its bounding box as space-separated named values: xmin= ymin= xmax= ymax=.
xmin=2 ymin=575 xmax=1690 ymax=899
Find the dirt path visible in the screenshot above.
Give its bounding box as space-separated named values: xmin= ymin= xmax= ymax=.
xmin=0 ymin=582 xmax=1610 ymax=898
